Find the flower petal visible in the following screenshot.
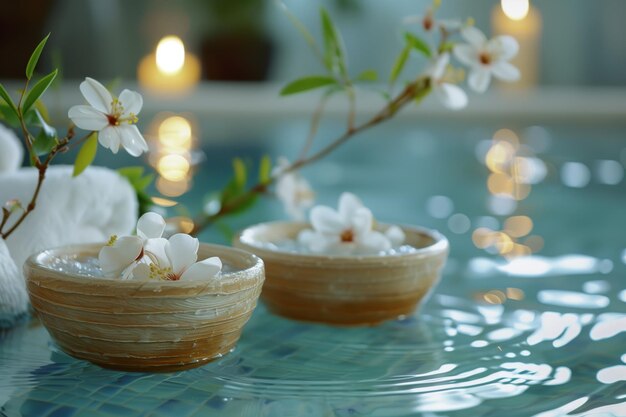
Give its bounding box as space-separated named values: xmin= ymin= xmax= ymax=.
xmin=430 ymin=53 xmax=450 ymax=79
xmin=80 ymin=77 xmax=113 ymax=113
xmin=180 ymin=257 xmax=222 ymax=281
xmin=68 ymin=105 xmax=108 ymax=131
xmin=310 ymin=206 xmax=345 ymax=234
xmin=438 ymin=19 xmax=463 ymax=31
xmin=118 ymin=124 xmax=148 ymax=156
xmin=460 ymin=26 xmax=487 ymax=48
xmin=491 ymin=61 xmax=521 ymax=82
xmin=98 ymin=236 xmax=143 ymax=278
xmin=98 ymin=126 xmax=121 ymax=154
xmin=468 ymin=69 xmax=492 ymax=93
xmin=402 ymin=14 xmax=423 ymax=25
xmin=137 ymin=212 xmax=166 ymax=240
xmin=436 ymin=83 xmax=468 ymax=110
xmin=165 ymin=233 xmax=199 ymax=274
xmin=385 ymin=225 xmax=406 ymax=247
xmin=338 ymin=192 xmax=364 ymax=222
xmin=310 ymin=233 xmax=342 ymax=254
xmin=453 ymin=44 xmax=477 ymax=67
xmin=119 ymin=89 xmax=143 ymax=116
xmin=489 ymin=35 xmax=519 ymax=61
xmin=351 ymin=207 xmax=374 ymax=236
xmin=357 ymin=231 xmax=392 ymax=254
xmin=144 ymin=237 xmax=169 ymax=267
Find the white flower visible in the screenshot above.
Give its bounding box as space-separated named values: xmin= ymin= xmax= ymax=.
xmin=68 ymin=77 xmax=148 ymax=156
xmin=273 ymin=157 xmax=315 ymax=221
xmin=98 ymin=235 xmax=144 ymax=279
xmin=297 ymin=192 xmax=405 ymax=255
xmin=404 ymin=8 xmax=462 ymax=33
xmin=428 ymin=53 xmax=468 ymax=110
xmin=132 ymin=234 xmax=222 ymax=281
xmin=453 ymin=26 xmax=520 ymax=93
xmin=136 ymin=212 xmax=166 ymax=242
xmin=98 ymin=212 xmax=222 ymax=281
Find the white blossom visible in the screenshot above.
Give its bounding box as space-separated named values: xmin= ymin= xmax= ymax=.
xmin=132 ymin=234 xmax=222 ymax=281
xmin=453 ymin=26 xmax=520 ymax=93
xmin=68 ymin=77 xmax=148 ymax=156
xmin=298 ymin=192 xmax=405 ymax=255
xmin=273 ymin=157 xmax=315 ymax=221
xmin=428 ymin=53 xmax=468 ymax=110
xmin=98 ymin=212 xmax=222 ymax=281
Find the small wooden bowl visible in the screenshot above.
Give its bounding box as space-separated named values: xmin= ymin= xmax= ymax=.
xmin=24 ymin=243 xmax=264 ymax=372
xmin=233 ymin=222 xmax=448 ymax=326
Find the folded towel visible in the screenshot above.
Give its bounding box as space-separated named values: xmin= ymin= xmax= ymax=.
xmin=0 ymin=238 xmax=27 ymax=327
xmin=1 ymin=165 xmax=139 ymax=267
xmin=0 ymin=124 xmax=24 ymax=173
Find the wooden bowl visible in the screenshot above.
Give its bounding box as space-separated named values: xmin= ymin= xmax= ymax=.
xmin=24 ymin=243 xmax=264 ymax=372
xmin=233 ymin=222 xmax=448 ymax=326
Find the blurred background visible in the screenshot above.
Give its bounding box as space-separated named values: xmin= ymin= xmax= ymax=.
xmin=0 ymin=0 xmax=625 ymax=267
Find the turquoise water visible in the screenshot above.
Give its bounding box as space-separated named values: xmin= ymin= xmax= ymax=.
xmin=1 ymin=120 xmax=625 ymax=416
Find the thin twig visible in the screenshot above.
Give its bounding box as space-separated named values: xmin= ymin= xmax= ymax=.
xmin=190 ymin=77 xmax=429 ymax=236
xmin=299 ymin=94 xmax=331 ymax=159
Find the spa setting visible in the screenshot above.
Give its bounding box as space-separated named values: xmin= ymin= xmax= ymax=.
xmin=0 ymin=0 xmax=625 ymax=416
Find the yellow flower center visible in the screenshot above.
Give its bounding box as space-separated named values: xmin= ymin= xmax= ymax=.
xmin=107 ymin=98 xmax=138 ymax=126
xmin=106 ymin=235 xmax=118 ymax=246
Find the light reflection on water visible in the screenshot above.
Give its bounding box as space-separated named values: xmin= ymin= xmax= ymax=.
xmin=2 ymin=287 xmax=625 ymax=416
xmin=2 ymin=122 xmax=626 ymax=416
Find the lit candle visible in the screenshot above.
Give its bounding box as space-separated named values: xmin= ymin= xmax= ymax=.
xmin=491 ymin=0 xmax=542 ymax=88
xmin=137 ymin=36 xmax=201 ymax=94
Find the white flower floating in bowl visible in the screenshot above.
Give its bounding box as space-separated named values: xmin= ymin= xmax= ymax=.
xmin=297 ymin=192 xmax=405 ymax=255
xmin=99 ymin=212 xmax=222 ymax=281
xmin=234 ymin=192 xmax=449 ymax=326
xmin=25 ymin=213 xmax=264 ymax=372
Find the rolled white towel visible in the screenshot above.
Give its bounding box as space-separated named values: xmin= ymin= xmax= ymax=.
xmin=0 ymin=237 xmax=28 ymax=327
xmin=1 ymin=165 xmax=138 ymax=267
xmin=0 ymin=123 xmax=24 ymax=173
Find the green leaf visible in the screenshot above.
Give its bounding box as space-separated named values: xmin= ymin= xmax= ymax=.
xmin=320 ymin=8 xmax=347 ymax=77
xmin=280 ymin=75 xmax=337 ymax=96
xmin=26 ymin=33 xmax=50 ymax=80
xmin=277 ymin=1 xmax=322 ymax=60
xmin=22 ymin=69 xmax=58 ymax=114
xmin=0 ymin=104 xmax=20 ymax=127
xmin=258 ymin=155 xmax=272 ymax=184
xmin=0 ymin=84 xmax=18 ymax=119
xmin=31 ymin=109 xmax=57 ymax=156
xmin=390 ymin=45 xmax=411 ymax=83
xmin=356 ymin=69 xmax=378 ymax=82
xmin=73 ymin=133 xmax=97 ymax=177
xmin=404 ymin=32 xmax=432 ymax=57
xmin=233 ymin=158 xmax=247 ymax=189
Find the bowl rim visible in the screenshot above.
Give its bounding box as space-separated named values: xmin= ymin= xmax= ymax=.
xmin=24 ymin=242 xmax=264 ymax=290
xmin=234 ymin=221 xmax=449 ymax=263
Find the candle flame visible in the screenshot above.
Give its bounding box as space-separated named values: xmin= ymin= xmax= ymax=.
xmin=501 ymin=0 xmax=529 ymax=21
xmin=156 ymin=36 xmax=186 ymax=75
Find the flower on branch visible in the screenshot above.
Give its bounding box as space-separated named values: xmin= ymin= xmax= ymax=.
xmin=68 ymin=77 xmax=149 ymax=156
xmin=297 ymin=192 xmax=405 ymax=255
xmin=453 ymin=26 xmax=520 ymax=93
xmin=428 ymin=53 xmax=468 ymax=110
xmin=404 ymin=7 xmax=462 ymax=34
xmin=273 ymin=157 xmax=315 ymax=221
